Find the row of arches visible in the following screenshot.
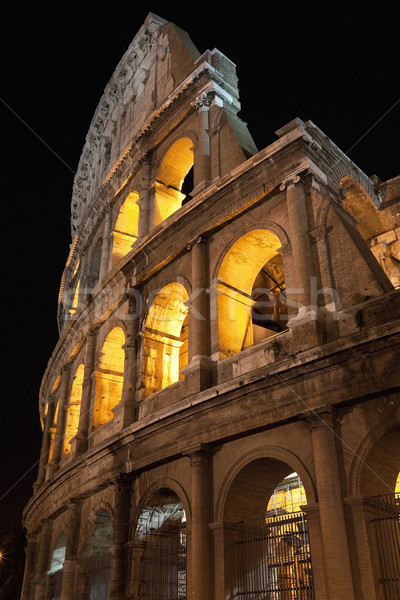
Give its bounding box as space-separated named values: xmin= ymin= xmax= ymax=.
xmin=41 ymin=446 xmax=400 ymax=600
xmin=65 ymin=136 xmax=195 ymax=319
xmin=46 ymin=470 xmax=309 ymax=600
xmin=49 ymin=227 xmax=292 ymax=457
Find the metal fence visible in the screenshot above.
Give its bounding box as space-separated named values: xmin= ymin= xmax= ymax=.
xmin=236 ymin=511 xmax=314 ymax=599
xmin=368 ymin=493 xmax=400 ymax=600
xmin=140 ymin=530 xmax=187 ymax=599
xmin=88 ymin=551 xmax=112 ymax=600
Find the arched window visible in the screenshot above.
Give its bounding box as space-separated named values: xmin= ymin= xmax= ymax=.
xmin=93 ymin=327 xmax=125 ymax=428
xmin=48 ymin=531 xmax=66 ymax=600
xmin=63 ymin=363 xmax=84 ymax=456
xmin=87 ymin=238 xmax=103 ymax=288
xmin=154 ymin=138 xmax=194 ymax=226
xmin=134 ymin=489 xmax=187 ymax=600
xmin=224 ymin=459 xmax=313 ymax=600
xmin=48 ymin=400 xmax=59 ymax=463
xmin=111 ymin=190 xmax=139 ymax=267
xmin=217 ymin=229 xmax=288 ymax=359
xmin=82 ymin=510 xmax=113 ymax=600
xmin=142 ymin=283 xmax=189 ymax=398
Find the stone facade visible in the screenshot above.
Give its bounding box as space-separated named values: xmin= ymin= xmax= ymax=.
xmin=22 ymin=13 xmax=400 ymax=600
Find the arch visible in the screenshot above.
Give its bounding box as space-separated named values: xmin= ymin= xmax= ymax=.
xmin=92 ymin=326 xmax=125 ymax=428
xmin=133 ymin=485 xmax=188 ymax=600
xmin=81 ymin=509 xmax=113 ymax=600
xmin=142 ymin=282 xmax=189 ymax=398
xmin=111 ymin=190 xmax=139 ymax=267
xmin=154 ymin=137 xmax=194 ymax=226
xmin=63 ymin=363 xmax=84 ymax=456
xmin=48 ymin=530 xmax=66 ymax=600
xmin=219 ymin=448 xmax=315 ymax=600
xmin=87 ymin=237 xmax=103 ymax=287
xmin=216 ymin=229 xmax=288 ymax=359
xmin=135 ymin=486 xmax=187 ymax=538
xmin=219 ymin=447 xmax=315 ymax=523
xmin=356 ymin=427 xmax=400 ymax=497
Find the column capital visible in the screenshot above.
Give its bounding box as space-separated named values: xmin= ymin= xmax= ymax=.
xmin=192 ymin=91 xmax=212 ymax=111
xmin=279 ymin=174 xmax=305 ymax=191
xmin=182 ymin=442 xmax=213 ymax=460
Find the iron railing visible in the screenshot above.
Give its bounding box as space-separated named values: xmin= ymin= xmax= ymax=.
xmin=140 ymin=529 xmax=187 ymax=599
xmin=236 ymin=511 xmax=314 ymax=599
xmin=368 ymin=492 xmax=400 ymax=600
xmin=88 ymin=551 xmax=112 ymax=600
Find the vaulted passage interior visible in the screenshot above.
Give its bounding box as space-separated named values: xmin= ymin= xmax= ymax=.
xmin=142 ymin=282 xmax=189 ymax=397
xmin=93 ymin=327 xmax=125 ymax=428
xmin=224 ymin=459 xmax=313 ymax=600
xmin=155 ymin=137 xmax=194 ymax=226
xmin=217 ymin=229 xmax=288 ymax=359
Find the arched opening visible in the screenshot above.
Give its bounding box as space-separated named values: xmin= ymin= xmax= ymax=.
xmin=359 ymin=430 xmax=400 ymax=599
xmin=217 ymin=229 xmax=288 ymax=359
xmin=82 ymin=510 xmax=113 ymax=600
xmin=48 ymin=400 xmax=59 ymax=463
xmin=87 ymin=238 xmax=103 ymax=288
xmin=134 ymin=489 xmax=187 ymax=600
xmin=224 ymin=459 xmax=313 ymax=600
xmin=48 ymin=531 xmax=66 ymax=600
xmin=142 ymin=283 xmax=189 ymax=398
xmin=63 ymin=363 xmax=84 ymax=456
xmin=93 ymin=327 xmax=125 ymax=428
xmin=111 ymin=190 xmax=139 ymax=267
xmin=68 ymin=278 xmax=80 ymax=315
xmin=154 ymin=138 xmax=194 ymax=226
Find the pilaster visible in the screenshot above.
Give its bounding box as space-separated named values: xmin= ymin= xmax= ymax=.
xmin=308 ymin=409 xmax=356 ymax=600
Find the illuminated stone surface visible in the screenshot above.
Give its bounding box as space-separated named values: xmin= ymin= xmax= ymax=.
xmin=22 ymin=13 xmax=400 ymax=600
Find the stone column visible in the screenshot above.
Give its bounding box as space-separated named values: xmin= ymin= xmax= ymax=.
xmin=283 ymin=176 xmax=322 ymax=349
xmin=183 ymin=237 xmax=212 ymax=392
xmin=60 ymin=500 xmax=82 ymax=600
xmin=77 ymin=247 xmax=89 ymax=306
xmin=138 ymin=156 xmax=151 ymax=238
xmin=109 ymin=477 xmax=132 ymax=600
xmin=284 ymin=176 xmax=314 ymax=312
xmin=345 ymin=496 xmax=378 ymax=600
xmin=113 ymin=294 xmax=140 ymax=428
xmin=72 ymin=332 xmax=97 ymax=455
xmin=34 ymin=395 xmax=57 ymax=488
xmin=188 ymin=445 xmax=212 ymax=600
xmin=46 ymin=365 xmax=71 ymax=478
xmin=192 ymin=92 xmax=211 ymax=195
xmin=99 ymin=205 xmax=112 ymax=281
xmin=308 ymin=410 xmax=356 ymax=600
xmin=33 ymin=519 xmax=53 ymax=600
xmin=20 ymin=533 xmax=38 ymax=600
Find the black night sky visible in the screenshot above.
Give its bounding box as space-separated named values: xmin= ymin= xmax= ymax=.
xmin=1 ymin=4 xmax=398 ymax=543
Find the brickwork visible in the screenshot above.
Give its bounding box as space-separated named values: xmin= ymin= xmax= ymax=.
xmin=22 ymin=13 xmax=400 ymax=600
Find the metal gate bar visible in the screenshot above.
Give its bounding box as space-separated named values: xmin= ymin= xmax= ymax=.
xmin=368 ymin=493 xmax=400 ymax=600
xmin=140 ymin=530 xmax=187 ymax=599
xmin=88 ymin=551 xmax=112 ymax=600
xmin=236 ymin=511 xmax=314 ymax=599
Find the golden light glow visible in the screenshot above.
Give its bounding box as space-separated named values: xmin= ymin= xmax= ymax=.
xmin=48 ymin=400 xmax=59 ymax=462
xmin=267 ymin=473 xmax=307 ymax=515
xmin=111 ymin=191 xmax=139 ymax=267
xmin=142 ymin=283 xmax=189 ymax=397
xmin=69 ymin=279 xmax=80 ymax=315
xmin=93 ymin=327 xmax=125 ymax=428
xmin=217 ymin=229 xmax=286 ymax=358
xmin=63 ymin=364 xmax=84 ymax=455
xmin=395 ymin=472 xmax=400 ymax=494
xmin=155 ymin=138 xmax=193 ymax=226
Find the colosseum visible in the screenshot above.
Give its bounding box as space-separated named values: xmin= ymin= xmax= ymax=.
xmin=21 ymin=12 xmax=400 ymax=600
